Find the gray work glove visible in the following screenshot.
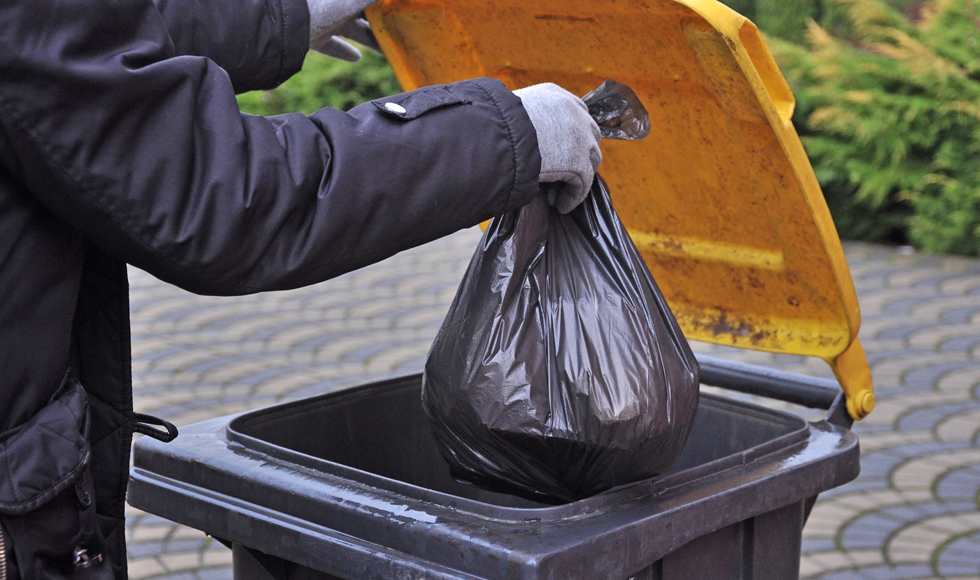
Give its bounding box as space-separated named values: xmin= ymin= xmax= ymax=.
xmin=514 ymin=83 xmax=602 ymax=214
xmin=307 ymin=0 xmax=382 ymax=62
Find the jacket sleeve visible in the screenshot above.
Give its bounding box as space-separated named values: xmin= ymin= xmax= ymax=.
xmin=152 ymin=0 xmax=310 ymax=92
xmin=0 ymin=0 xmax=541 ymax=296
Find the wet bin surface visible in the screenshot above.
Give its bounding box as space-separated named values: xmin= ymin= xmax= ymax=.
xmin=128 ymin=373 xmax=859 ymax=580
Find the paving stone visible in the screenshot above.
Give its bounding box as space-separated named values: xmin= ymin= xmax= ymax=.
xmin=936 ymin=532 xmax=980 ymax=577
xmin=936 ymin=410 xmax=980 ymax=443
xmin=157 ymin=552 xmax=206 ymax=574
xmin=856 ymin=432 xmax=935 ymax=453
xmin=857 ymin=565 xmax=933 ymax=580
xmin=921 ymin=511 xmax=980 ymax=535
xmin=940 ymin=335 xmax=980 ymax=353
xmin=799 ymin=555 xmax=825 ymax=578
xmin=864 ymin=393 xmax=964 ymax=428
xmin=806 ymin=550 xmax=860 ymax=573
xmin=801 ymin=537 xmax=837 ymax=552
xmin=810 ymin=502 xmax=863 ymax=521
xmin=935 ymin=467 xmax=980 ymax=502
xmin=195 ymin=568 xmax=234 ymax=580
xmin=891 ymin=449 xmax=980 ymax=491
xmin=888 ymin=514 xmax=980 ymax=566
xmin=897 ymin=402 xmax=978 ymax=432
xmin=200 ymin=549 xmax=233 ymax=568
xmin=131 ymin=525 xmax=174 ymax=543
xmin=903 ymin=362 xmax=977 ymax=391
xmin=845 ymin=549 xmax=887 ymax=567
xmin=842 ymin=513 xmax=908 ymax=550
xmin=935 ymin=366 xmax=980 ymax=392
xmin=128 ymin=557 xmax=167 ymax=579
xmin=818 ymin=569 xmax=872 ymax=580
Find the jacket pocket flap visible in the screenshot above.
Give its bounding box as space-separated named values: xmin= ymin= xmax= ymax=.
xmin=373 ymin=87 xmax=470 ymax=120
xmin=0 ymin=379 xmax=90 ymax=515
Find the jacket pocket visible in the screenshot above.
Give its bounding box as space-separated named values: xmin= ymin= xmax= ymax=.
xmin=0 ymin=378 xmax=89 ymax=515
xmin=0 ymin=378 xmax=111 ymax=580
xmin=373 ymin=86 xmax=471 ymax=120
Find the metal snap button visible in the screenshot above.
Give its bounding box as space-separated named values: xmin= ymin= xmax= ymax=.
xmin=73 ymin=546 xmax=104 ymax=571
xmin=384 ymin=102 xmax=407 ymax=114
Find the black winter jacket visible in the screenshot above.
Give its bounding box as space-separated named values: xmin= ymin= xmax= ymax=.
xmin=0 ymin=0 xmax=541 ymax=577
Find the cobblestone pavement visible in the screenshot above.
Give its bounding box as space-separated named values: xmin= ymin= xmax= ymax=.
xmin=124 ymin=229 xmax=980 ymax=580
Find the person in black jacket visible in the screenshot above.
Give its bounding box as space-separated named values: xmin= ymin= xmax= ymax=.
xmin=0 ymin=0 xmax=601 ymax=578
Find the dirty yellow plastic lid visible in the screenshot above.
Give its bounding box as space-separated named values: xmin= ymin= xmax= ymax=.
xmin=366 ymin=0 xmax=874 ymax=420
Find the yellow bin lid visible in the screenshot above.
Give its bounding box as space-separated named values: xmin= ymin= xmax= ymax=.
xmin=366 ymin=0 xmax=874 ymax=419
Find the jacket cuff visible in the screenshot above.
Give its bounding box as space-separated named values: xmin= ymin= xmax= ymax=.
xmin=275 ymin=0 xmax=310 ymax=86
xmin=469 ymin=78 xmax=542 ymax=211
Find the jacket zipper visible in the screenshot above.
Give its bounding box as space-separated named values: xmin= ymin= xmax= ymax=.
xmin=0 ymin=522 xmax=8 ymax=580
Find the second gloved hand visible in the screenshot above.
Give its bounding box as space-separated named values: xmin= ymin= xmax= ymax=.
xmin=514 ymin=83 xmax=602 ymax=214
xmin=307 ymin=0 xmax=381 ymax=61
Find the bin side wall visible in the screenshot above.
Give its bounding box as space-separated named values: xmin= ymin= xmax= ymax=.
xmin=628 ymin=500 xmax=803 ymax=580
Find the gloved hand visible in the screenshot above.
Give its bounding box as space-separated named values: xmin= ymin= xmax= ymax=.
xmin=307 ymin=0 xmax=382 ymax=62
xmin=514 ymin=83 xmax=602 ymax=214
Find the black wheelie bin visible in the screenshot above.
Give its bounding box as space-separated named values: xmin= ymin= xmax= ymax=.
xmin=129 ymin=357 xmax=860 ymax=580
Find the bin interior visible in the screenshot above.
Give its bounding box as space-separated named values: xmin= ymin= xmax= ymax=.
xmin=229 ymin=375 xmax=807 ymax=510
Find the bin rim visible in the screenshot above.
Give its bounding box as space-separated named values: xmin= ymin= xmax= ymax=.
xmin=225 ymin=374 xmax=813 ymax=521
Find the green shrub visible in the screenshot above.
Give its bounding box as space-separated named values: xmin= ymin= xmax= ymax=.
xmin=719 ymin=0 xmax=919 ymax=39
xmin=768 ymin=0 xmax=980 ymax=255
xmin=237 ymin=49 xmax=400 ymax=116
xmin=754 ymin=0 xmax=822 ymax=40
xmin=722 ymin=0 xmax=757 ymax=19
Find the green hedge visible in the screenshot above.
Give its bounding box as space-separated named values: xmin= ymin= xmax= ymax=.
xmin=720 ymin=0 xmax=851 ymax=40
xmin=767 ymin=0 xmax=980 ymax=255
xmin=237 ymin=49 xmax=399 ymax=116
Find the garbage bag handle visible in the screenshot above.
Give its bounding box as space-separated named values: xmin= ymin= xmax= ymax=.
xmin=696 ymin=354 xmax=851 ymax=427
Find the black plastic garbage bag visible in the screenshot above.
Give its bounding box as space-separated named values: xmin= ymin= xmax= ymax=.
xmin=422 ymin=82 xmax=699 ymax=502
xmin=422 ymin=176 xmax=701 ymax=502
